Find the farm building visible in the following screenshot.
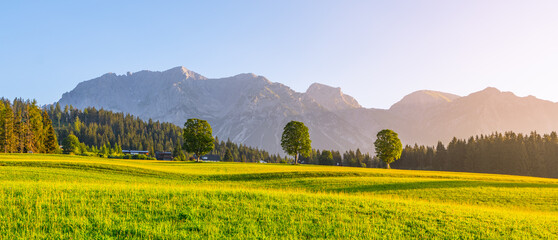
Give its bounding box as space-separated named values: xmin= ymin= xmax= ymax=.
xmin=155 ymin=152 xmax=173 ymax=161
xmin=122 ymin=150 xmax=150 ymax=155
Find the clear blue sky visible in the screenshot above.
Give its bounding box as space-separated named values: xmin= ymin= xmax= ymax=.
xmin=2 ymin=1 xmax=558 ymax=109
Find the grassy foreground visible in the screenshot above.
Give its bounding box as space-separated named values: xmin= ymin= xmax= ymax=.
xmin=1 ymin=154 xmax=557 ymax=239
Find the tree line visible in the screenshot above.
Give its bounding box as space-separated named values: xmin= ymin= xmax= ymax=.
xmin=392 ymin=131 xmax=558 ymax=178
xmin=4 ymin=98 xmax=557 ymax=178
xmin=280 ymin=121 xmax=399 ymax=168
xmin=0 ymin=99 xmax=398 ymax=167
xmin=298 ymin=148 xmax=388 ymax=168
xmin=44 ymin=104 xmax=274 ymax=161
xmin=46 ymin=104 xmax=182 ymax=154
xmin=44 ymin=106 xmax=386 ymax=165
xmin=0 ymin=98 xmax=58 ymax=153
xmin=181 ymin=119 xmax=388 ymax=166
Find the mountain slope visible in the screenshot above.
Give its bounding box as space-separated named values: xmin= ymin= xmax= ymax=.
xmin=389 ymin=90 xmax=460 ymax=114
xmin=422 ymin=87 xmax=558 ymax=143
xmin=337 ymin=87 xmax=558 ymax=146
xmin=59 ymin=67 xmax=372 ymax=154
xmin=305 ymin=83 xmax=361 ymax=111
xmin=59 ymin=66 xmax=558 ymax=153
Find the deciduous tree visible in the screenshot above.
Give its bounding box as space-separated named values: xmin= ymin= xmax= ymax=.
xmin=280 ymin=121 xmax=311 ymax=165
xmin=183 ymin=118 xmax=214 ymax=162
xmin=62 ymin=134 xmax=80 ymax=154
xmin=374 ymin=129 xmax=402 ymax=169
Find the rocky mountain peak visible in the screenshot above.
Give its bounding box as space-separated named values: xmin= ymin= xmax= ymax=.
xmin=233 ymin=73 xmax=259 ymax=78
xmin=100 ymin=72 xmax=117 ymax=78
xmin=389 ymin=90 xmax=460 ymax=112
xmin=305 ymin=83 xmax=361 ymax=111
xmin=58 ymin=66 xmax=558 ymax=155
xmin=165 ymin=66 xmax=190 ymax=74
xmin=231 ymin=73 xmax=271 ymax=83
xmin=163 ymin=66 xmax=207 ymax=80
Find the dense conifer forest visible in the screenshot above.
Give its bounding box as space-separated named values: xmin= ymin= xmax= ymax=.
xmin=0 ymin=98 xmax=59 ymax=153
xmin=393 ymin=132 xmax=558 ymax=178
xmin=45 ymin=103 xmax=276 ymax=162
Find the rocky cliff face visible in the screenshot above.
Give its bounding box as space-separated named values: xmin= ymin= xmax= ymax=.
xmin=59 ymin=67 xmax=371 ymax=154
xmin=59 ymin=66 xmax=558 ymax=154
xmin=305 ymin=83 xmax=361 ymax=111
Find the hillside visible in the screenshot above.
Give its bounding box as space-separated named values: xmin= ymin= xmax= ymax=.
xmin=1 ymin=154 xmax=557 ymax=239
xmin=58 ymin=67 xmax=558 ymax=154
xmin=45 ymin=105 xmax=277 ymax=163
xmin=59 ymin=67 xmax=368 ymax=154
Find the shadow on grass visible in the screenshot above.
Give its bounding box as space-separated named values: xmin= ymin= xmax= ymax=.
xmin=333 ymin=180 xmax=558 ymax=193
xmin=0 ymin=161 xmax=182 ymax=179
xmin=210 ymin=171 xmax=376 ymax=181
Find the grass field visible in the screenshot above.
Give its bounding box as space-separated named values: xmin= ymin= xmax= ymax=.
xmin=1 ymin=154 xmax=557 ymax=239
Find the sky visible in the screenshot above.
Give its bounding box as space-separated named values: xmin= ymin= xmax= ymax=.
xmin=1 ymin=0 xmax=558 ymax=109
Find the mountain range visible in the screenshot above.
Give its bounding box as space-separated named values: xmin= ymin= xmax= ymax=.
xmin=58 ymin=66 xmax=558 ymax=154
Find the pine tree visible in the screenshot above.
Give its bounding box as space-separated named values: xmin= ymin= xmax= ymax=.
xmin=101 ymin=144 xmax=109 ymax=156
xmin=2 ymin=103 xmax=15 ymax=153
xmin=22 ymin=106 xmax=32 ymax=153
xmin=173 ymin=143 xmax=186 ymax=161
xmin=74 ymin=116 xmax=82 ymax=134
xmin=0 ymin=102 xmax=5 ymax=151
xmin=28 ymin=102 xmax=43 ymax=153
xmin=114 ymin=143 xmax=122 ymax=154
xmin=55 ymin=102 xmax=62 ymax=128
xmin=42 ymin=110 xmax=59 ymax=153
xmin=224 ymin=148 xmax=234 ymax=162
xmin=14 ymin=110 xmax=22 ymax=153
xmin=434 ymin=141 xmax=447 ymax=170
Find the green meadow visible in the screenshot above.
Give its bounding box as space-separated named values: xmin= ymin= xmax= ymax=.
xmin=1 ymin=154 xmax=557 ymax=239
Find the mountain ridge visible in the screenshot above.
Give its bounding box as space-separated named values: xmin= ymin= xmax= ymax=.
xmin=58 ymin=66 xmax=558 ymax=154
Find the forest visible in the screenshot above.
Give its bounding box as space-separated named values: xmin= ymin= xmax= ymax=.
xmin=44 ymin=103 xmax=276 ymax=162
xmin=43 ymin=102 xmax=390 ymax=165
xmin=0 ymin=98 xmax=58 ymax=153
xmin=393 ymin=132 xmax=558 ymax=178
xmin=1 ymin=98 xmax=557 ymax=178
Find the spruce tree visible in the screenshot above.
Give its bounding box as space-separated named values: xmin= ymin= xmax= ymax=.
xmin=434 ymin=141 xmax=447 ymax=170
xmin=319 ymin=150 xmax=334 ymax=165
xmin=74 ymin=116 xmax=82 ymax=133
xmin=224 ymin=148 xmax=234 ymax=162
xmin=22 ymin=106 xmax=32 ymax=152
xmin=28 ymin=102 xmax=43 ymax=153
xmin=2 ymin=103 xmax=15 ymax=153
xmin=0 ymin=102 xmax=5 ymax=151
xmin=55 ymin=102 xmax=62 ymax=128
xmin=42 ymin=110 xmax=59 ymax=153
xmin=173 ymin=143 xmax=186 ymax=161
xmin=14 ymin=110 xmax=22 ymax=153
